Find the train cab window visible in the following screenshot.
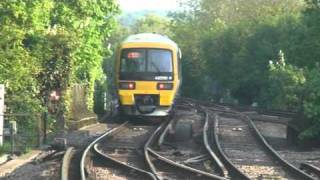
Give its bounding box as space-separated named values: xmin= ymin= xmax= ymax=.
xmin=120 ymin=48 xmax=173 ymax=81
xmin=121 ymin=49 xmax=146 ymax=73
xmin=148 ymin=49 xmax=173 ymax=73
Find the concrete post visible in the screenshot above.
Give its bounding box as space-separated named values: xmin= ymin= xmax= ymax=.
xmin=0 ymin=85 xmax=4 ymax=146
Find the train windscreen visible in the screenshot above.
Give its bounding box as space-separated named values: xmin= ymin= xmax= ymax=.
xmin=120 ymin=49 xmax=173 ymax=81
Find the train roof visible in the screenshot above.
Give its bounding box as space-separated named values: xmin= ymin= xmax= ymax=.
xmin=122 ymin=33 xmax=178 ymax=48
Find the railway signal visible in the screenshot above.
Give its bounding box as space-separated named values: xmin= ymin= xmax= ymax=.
xmin=48 ymin=90 xmax=61 ymax=113
xmin=49 ymin=90 xmax=60 ymax=102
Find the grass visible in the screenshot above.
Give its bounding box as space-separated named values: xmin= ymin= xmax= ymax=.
xmin=0 ymin=142 xmax=11 ymax=156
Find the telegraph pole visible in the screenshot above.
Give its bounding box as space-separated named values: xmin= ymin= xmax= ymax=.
xmin=0 ymin=85 xmax=4 ymax=146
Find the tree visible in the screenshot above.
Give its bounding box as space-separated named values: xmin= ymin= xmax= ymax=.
xmin=171 ymin=0 xmax=304 ymax=103
xmin=268 ymin=50 xmax=305 ymax=110
xmin=0 ymin=0 xmax=119 ymax=135
xmin=301 ymin=67 xmax=320 ymax=140
xmin=131 ymin=13 xmax=171 ymax=35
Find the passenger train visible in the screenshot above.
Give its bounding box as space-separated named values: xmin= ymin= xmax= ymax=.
xmin=116 ymin=33 xmax=182 ymax=116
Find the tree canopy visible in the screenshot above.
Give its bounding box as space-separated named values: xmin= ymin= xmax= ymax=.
xmin=168 ymin=0 xmax=320 ymax=141
xmin=0 ymin=0 xmax=119 ymax=131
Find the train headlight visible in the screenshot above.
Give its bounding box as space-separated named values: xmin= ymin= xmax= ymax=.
xmin=119 ymin=82 xmax=136 ymax=90
xmin=157 ymin=83 xmax=173 ymax=90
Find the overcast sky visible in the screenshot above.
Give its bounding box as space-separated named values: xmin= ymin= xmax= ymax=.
xmin=118 ymin=0 xmax=179 ymax=12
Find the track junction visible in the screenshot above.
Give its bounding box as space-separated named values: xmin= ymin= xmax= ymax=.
xmin=60 ymin=98 xmax=319 ymax=180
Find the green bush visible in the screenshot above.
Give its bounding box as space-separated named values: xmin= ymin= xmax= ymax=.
xmin=299 ymin=67 xmax=320 ymax=140
xmin=94 ymin=79 xmax=107 ymax=115
xmin=0 ymin=142 xmax=11 ymax=156
xmin=0 ymin=1 xmax=119 ymax=135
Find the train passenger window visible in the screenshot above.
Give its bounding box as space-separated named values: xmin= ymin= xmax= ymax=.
xmin=148 ymin=49 xmax=173 ymax=73
xmin=121 ymin=49 xmax=146 ymax=72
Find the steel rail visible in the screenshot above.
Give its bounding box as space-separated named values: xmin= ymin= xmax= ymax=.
xmin=157 ymin=118 xmax=173 ymax=147
xmin=241 ymin=112 xmax=316 ymax=180
xmin=212 ymin=113 xmax=251 ymax=180
xmin=144 ymin=121 xmax=168 ymax=180
xmin=178 ymin=97 xmax=296 ymax=118
xmin=144 ymin=113 xmax=227 ymax=180
xmin=180 ymin=98 xmax=317 ymax=180
xmin=80 ymin=121 xmax=129 ymax=180
xmin=61 ymin=147 xmax=75 ymax=180
xmin=147 ymin=148 xmax=227 ymax=180
xmin=300 ymin=163 xmax=320 ymax=178
xmin=202 ymin=109 xmax=227 ymax=177
xmin=93 ymin=144 xmax=156 ymax=180
xmin=213 ymin=105 xmax=316 ymax=180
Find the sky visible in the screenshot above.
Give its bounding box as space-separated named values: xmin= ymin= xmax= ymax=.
xmin=118 ymin=0 xmax=179 ymax=12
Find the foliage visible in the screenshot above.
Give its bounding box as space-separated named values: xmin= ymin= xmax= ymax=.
xmin=268 ymin=51 xmax=306 ymax=110
xmin=300 ymin=67 xmax=320 ymax=139
xmin=0 ymin=1 xmax=119 ymax=134
xmin=0 ymin=0 xmax=47 ymax=119
xmin=168 ymin=0 xmax=320 ymax=140
xmin=94 ymin=79 xmax=107 ymax=115
xmin=268 ymin=52 xmax=320 ymax=140
xmin=170 ymin=0 xmax=305 ymax=103
xmin=131 ymin=14 xmax=171 ymax=35
xmin=0 ymin=142 xmax=11 ymax=155
xmin=169 ymin=1 xmax=207 ymax=98
xmin=46 ymin=0 xmax=119 ymax=111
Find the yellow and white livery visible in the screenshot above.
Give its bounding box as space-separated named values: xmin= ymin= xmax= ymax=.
xmin=116 ymin=33 xmax=182 ymax=116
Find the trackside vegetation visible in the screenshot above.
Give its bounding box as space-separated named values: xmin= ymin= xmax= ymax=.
xmin=0 ymin=1 xmax=119 ymax=135
xmin=167 ymin=0 xmax=320 ymax=142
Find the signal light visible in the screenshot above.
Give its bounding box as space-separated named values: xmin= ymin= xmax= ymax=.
xmin=157 ymin=83 xmax=173 ymax=90
xmin=119 ymin=82 xmax=136 ymax=90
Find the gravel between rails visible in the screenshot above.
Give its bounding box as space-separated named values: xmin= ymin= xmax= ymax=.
xmin=154 ymin=108 xmax=224 ymax=177
xmin=253 ymin=120 xmax=320 ymax=179
xmin=215 ymin=111 xmax=296 ymax=180
xmin=86 ymin=122 xmax=158 ymax=180
xmin=144 ymin=105 xmax=227 ymax=180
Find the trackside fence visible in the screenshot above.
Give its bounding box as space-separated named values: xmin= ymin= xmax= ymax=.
xmin=0 ymin=113 xmax=44 ymax=155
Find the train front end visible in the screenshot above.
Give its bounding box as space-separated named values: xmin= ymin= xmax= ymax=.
xmin=116 ymin=34 xmax=181 ymax=117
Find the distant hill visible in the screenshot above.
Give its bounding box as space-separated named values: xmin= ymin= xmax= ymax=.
xmin=119 ymin=10 xmax=169 ymax=27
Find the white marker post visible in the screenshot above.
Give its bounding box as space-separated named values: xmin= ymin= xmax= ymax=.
xmin=0 ymin=85 xmax=4 ymax=146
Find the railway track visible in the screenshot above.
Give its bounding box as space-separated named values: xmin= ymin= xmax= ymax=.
xmin=92 ymin=121 xmax=158 ymax=180
xmin=213 ymin=108 xmax=294 ymax=179
xmin=80 ymin=121 xmax=159 ymax=180
xmin=59 ymin=98 xmax=318 ymax=180
xmin=253 ymin=121 xmax=320 ymax=180
xmin=176 ymin=98 xmax=317 ymax=179
xmin=300 ymin=163 xmax=320 ymax=179
xmin=61 ymin=147 xmax=82 ymax=180
xmin=61 ymin=108 xmax=227 ymax=180
xmin=145 ymin=104 xmax=227 ymax=180
xmin=208 ymin=106 xmax=316 ymax=179
xmin=180 ymin=97 xmax=297 ymax=118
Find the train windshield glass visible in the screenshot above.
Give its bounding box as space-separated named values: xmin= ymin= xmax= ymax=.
xmin=148 ymin=49 xmax=172 ymax=73
xmin=120 ymin=48 xmax=173 ymax=81
xmin=121 ymin=49 xmax=173 ymax=73
xmin=121 ymin=49 xmax=146 ymax=73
